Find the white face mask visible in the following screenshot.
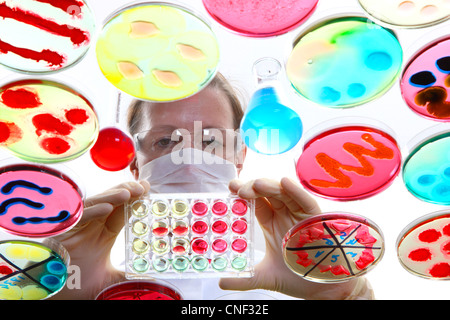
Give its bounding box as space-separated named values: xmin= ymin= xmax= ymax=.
xmin=138 ymin=148 xmax=238 ymax=193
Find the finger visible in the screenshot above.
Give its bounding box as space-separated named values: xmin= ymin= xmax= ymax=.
xmin=280 ymin=177 xmax=321 ymax=216
xmin=76 ymin=202 xmax=114 ymax=226
xmin=219 ymin=275 xmax=258 ymax=292
xmin=84 ymin=182 xmax=145 ymax=208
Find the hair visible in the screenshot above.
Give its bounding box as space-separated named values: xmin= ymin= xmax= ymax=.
xmin=127 ymin=72 xmax=245 ymax=135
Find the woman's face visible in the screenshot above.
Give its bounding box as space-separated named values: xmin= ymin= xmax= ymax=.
xmin=130 ymin=87 xmax=245 ymax=179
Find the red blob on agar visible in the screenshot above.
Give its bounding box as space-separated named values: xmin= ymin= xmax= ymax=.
xmin=65 ymin=108 xmax=89 ymax=125
xmin=0 ymin=265 xmax=13 ymax=275
xmin=89 ymin=127 xmax=136 ymax=171
xmin=34 ymin=0 xmax=85 ymax=16
xmin=0 ymin=121 xmax=22 ymax=145
xmin=39 ymin=137 xmax=71 ymax=154
xmin=33 ymin=113 xmax=73 ymax=136
xmin=441 ymin=241 xmax=450 ymax=255
xmin=1 ymin=88 xmax=41 ymax=109
xmin=429 ymin=262 xmax=450 ymax=278
xmin=443 ymin=223 xmax=450 ymax=237
xmin=408 ymin=248 xmax=433 ymax=262
xmin=418 ymin=229 xmax=442 ymax=243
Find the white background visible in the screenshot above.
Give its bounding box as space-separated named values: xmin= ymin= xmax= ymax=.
xmin=1 ymin=0 xmax=450 ymax=300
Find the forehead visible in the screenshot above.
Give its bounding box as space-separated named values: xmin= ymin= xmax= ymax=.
xmin=139 ymin=87 xmax=234 ymax=132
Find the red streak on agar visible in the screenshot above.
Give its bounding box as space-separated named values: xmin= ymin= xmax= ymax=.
xmin=331 ymin=265 xmax=350 ymax=276
xmin=33 ymin=113 xmax=73 ymax=136
xmin=0 ymin=3 xmax=89 ymax=46
xmin=40 ymin=137 xmax=71 ymax=154
xmin=443 ymin=223 xmax=450 ymax=237
xmin=34 ymin=0 xmax=84 ymax=16
xmin=408 ymin=248 xmax=432 ymax=262
xmin=65 ymin=108 xmax=88 ymax=125
xmin=355 ymin=250 xmax=375 ymax=270
xmin=310 ymin=133 xmax=395 ymax=189
xmin=442 ymin=241 xmax=450 ymax=255
xmin=429 ymin=262 xmax=450 ymax=278
xmin=0 ymin=38 xmax=65 ymax=67
xmin=1 ymin=88 xmax=41 ymax=109
xmin=418 ymin=229 xmax=441 ymax=243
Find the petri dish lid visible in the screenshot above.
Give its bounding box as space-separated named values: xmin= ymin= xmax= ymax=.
xmin=286 ymin=15 xmax=403 ymax=108
xmin=282 ymin=212 xmax=385 ymax=283
xmin=0 ymin=77 xmax=99 ymax=163
xmin=96 ymin=1 xmax=220 ymax=102
xmin=296 ymin=117 xmax=402 ymax=201
xmin=0 ymin=159 xmax=84 ymax=238
xmin=95 ymin=280 xmax=183 ymax=300
xmin=358 ymin=0 xmax=450 ymax=29
xmin=0 ymin=0 xmax=95 ymax=74
xmin=201 ymin=0 xmax=318 ymax=37
xmin=396 ymin=209 xmax=450 ymax=280
xmin=0 ymin=238 xmax=69 ymax=300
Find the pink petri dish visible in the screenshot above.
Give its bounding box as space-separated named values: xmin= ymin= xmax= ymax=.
xmin=202 ymin=0 xmax=318 ymax=37
xmin=212 ymin=238 xmax=228 ymax=253
xmin=231 ymin=238 xmax=248 ymax=253
xmin=211 ymin=219 xmax=228 ymax=235
xmin=400 ymin=36 xmax=450 ymax=122
xmin=231 ymin=199 xmax=248 ymax=216
xmin=212 ymin=200 xmax=228 ymax=216
xmin=191 ymin=219 xmax=209 ymax=235
xmin=282 ymin=212 xmax=385 ymax=283
xmin=232 ymin=219 xmax=248 ymax=235
xmin=96 ymin=280 xmax=183 ymax=300
xmin=192 ymin=200 xmax=209 ymax=216
xmin=191 ymin=238 xmax=209 ymax=254
xmin=397 ymin=210 xmax=450 ymax=280
xmin=0 ymin=162 xmax=84 ymax=237
xmin=296 ymin=122 xmax=402 ymax=201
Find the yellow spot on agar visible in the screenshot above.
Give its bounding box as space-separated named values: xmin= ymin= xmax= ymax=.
xmin=5 ymin=245 xmax=28 ymax=259
xmin=27 ymin=246 xmax=51 ymax=262
xmin=152 ymin=70 xmax=183 ymax=87
xmin=176 ymin=44 xmax=206 ymax=61
xmin=0 ymin=285 xmax=22 ymax=300
xmin=22 ymin=285 xmax=48 ymax=300
xmin=129 ymin=21 xmax=160 ymax=38
xmin=117 ymin=61 xmax=144 ymax=80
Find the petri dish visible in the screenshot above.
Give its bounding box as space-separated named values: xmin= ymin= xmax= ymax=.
xmin=400 ymin=36 xmax=450 ymax=121
xmin=202 ymin=0 xmax=318 ymax=37
xmin=0 ymin=78 xmax=99 ymax=163
xmin=0 ymin=0 xmax=95 ymax=74
xmin=296 ymin=118 xmax=402 ymax=201
xmin=0 ymin=239 xmax=69 ymax=300
xmin=286 ymin=15 xmax=403 ymax=108
xmin=397 ymin=210 xmax=450 ymax=279
xmin=96 ymin=280 xmax=183 ymax=300
xmin=96 ymin=2 xmax=220 ymax=102
xmin=358 ymin=0 xmax=450 ymax=28
xmin=0 ymin=162 xmax=84 ymax=237
xmin=282 ymin=212 xmax=385 ymax=283
xmin=402 ymin=125 xmax=450 ymax=205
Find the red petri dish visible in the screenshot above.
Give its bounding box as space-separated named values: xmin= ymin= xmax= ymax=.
xmin=212 ymin=238 xmax=228 ymax=253
xmin=231 ymin=238 xmax=248 ymax=253
xmin=231 ymin=219 xmax=248 ymax=234
xmin=191 ymin=238 xmax=209 ymax=254
xmin=192 ymin=200 xmax=209 ymax=216
xmin=96 ymin=281 xmax=183 ymax=300
xmin=212 ymin=200 xmax=228 ymax=216
xmin=211 ymin=219 xmax=228 ymax=235
xmin=231 ymin=199 xmax=248 ymax=216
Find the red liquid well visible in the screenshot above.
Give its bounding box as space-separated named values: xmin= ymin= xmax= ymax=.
xmin=96 ymin=281 xmax=182 ymax=300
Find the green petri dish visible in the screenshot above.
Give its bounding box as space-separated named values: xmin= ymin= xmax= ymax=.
xmin=211 ymin=256 xmax=228 ymax=271
xmin=231 ymin=256 xmax=247 ymax=271
xmin=172 ymin=256 xmax=190 ymax=272
xmin=191 ymin=255 xmax=209 ymax=272
xmin=153 ymin=256 xmax=170 ymax=272
xmin=132 ymin=256 xmax=150 ymax=273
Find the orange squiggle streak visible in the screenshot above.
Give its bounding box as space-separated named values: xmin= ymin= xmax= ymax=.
xmin=310 ymin=133 xmax=394 ymax=189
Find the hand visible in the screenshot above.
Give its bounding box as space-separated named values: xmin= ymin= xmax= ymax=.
xmin=219 ymin=177 xmax=361 ymax=300
xmin=51 ymin=180 xmax=150 ymax=300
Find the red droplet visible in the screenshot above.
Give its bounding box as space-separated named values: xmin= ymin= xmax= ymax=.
xmin=33 ymin=113 xmax=73 ymax=136
xmin=1 ymin=88 xmax=41 ymax=109
xmin=40 ymin=137 xmax=71 ymax=154
xmin=0 ymin=265 xmax=13 ymax=275
xmin=429 ymin=262 xmax=450 ymax=278
xmin=418 ymin=229 xmax=441 ymax=243
xmin=65 ymin=108 xmax=89 ymax=125
xmin=89 ymin=127 xmax=136 ymax=171
xmin=443 ymin=223 xmax=450 ymax=237
xmin=408 ymin=248 xmax=432 ymax=262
